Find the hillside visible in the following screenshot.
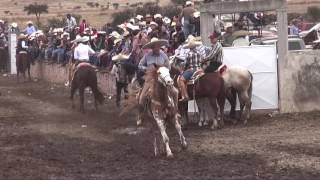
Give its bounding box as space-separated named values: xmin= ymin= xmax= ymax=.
xmin=0 ymin=0 xmax=171 ymax=28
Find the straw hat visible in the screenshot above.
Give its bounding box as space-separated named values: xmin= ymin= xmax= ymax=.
xmin=114 ymin=38 xmax=122 ymax=44
xmin=27 ymin=21 xmax=33 ymax=25
xmin=171 ymin=22 xmax=177 ymax=27
xmin=183 ymin=37 xmax=202 ymax=49
xmin=139 ymin=21 xmax=147 ymax=27
xmin=112 ymin=53 xmax=130 ymax=62
xmin=145 ymin=14 xmax=152 ymax=18
xmin=163 ymin=17 xmax=171 ymax=25
xmin=186 ymin=1 xmax=193 ymax=6
xmin=109 ymin=31 xmax=121 ymax=39
xmin=193 ymin=11 xmax=200 ymax=18
xmin=11 ymin=22 xmax=18 ymax=28
xmin=123 ymin=31 xmax=130 ymax=37
xmin=117 ymin=24 xmax=126 ymax=30
xmin=142 ymin=37 xmax=168 ymax=49
xmin=81 ymin=36 xmax=90 ymax=42
xmin=154 ymin=14 xmax=162 ymax=19
xmin=136 ymin=15 xmax=143 ymax=21
xmin=71 ymin=35 xmax=83 ymax=43
xmin=18 ymin=34 xmax=27 ymax=40
xmin=149 ymin=21 xmax=158 ymax=27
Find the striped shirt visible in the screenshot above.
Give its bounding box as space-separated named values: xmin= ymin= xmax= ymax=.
xmin=138 ymin=50 xmax=170 ymax=70
xmin=185 ymin=50 xmax=202 ymax=71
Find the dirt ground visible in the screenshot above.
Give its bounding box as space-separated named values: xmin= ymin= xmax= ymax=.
xmin=0 ymin=74 xmax=319 ymax=180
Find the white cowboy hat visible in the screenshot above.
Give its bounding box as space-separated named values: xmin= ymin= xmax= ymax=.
xmin=171 ymin=22 xmax=177 ymax=27
xmin=0 ymin=20 xmax=4 ymax=24
xmin=136 ymin=15 xmax=143 ymax=21
xmin=143 ymin=37 xmax=168 ymax=49
xmin=186 ymin=1 xmax=193 ymax=6
xmin=129 ymin=18 xmax=135 ymax=24
xmin=71 ymin=35 xmax=83 ymax=43
xmin=117 ymin=24 xmax=126 ymax=30
xmin=149 ymin=21 xmax=158 ymax=27
xmin=81 ymin=36 xmax=90 ymax=42
xmin=114 ymin=38 xmax=122 ymax=44
xmin=154 ymin=14 xmax=162 ymax=19
xmin=139 ymin=21 xmax=146 ymax=27
xmin=53 ymin=28 xmax=64 ymax=33
xmin=112 ymin=53 xmax=130 ymax=62
xmin=123 ymin=31 xmax=130 ymax=37
xmin=193 ymin=11 xmax=200 ymax=18
xmin=27 ymin=21 xmax=33 ymax=25
xmin=97 ymin=31 xmax=107 ymax=35
xmin=183 ymin=38 xmax=202 ymax=49
xmin=127 ymin=23 xmax=140 ymax=31
xmin=163 ymin=17 xmax=171 ymax=25
xmin=11 ymin=22 xmax=18 ymax=28
xmin=109 ymin=31 xmax=121 ymax=39
xmin=18 ymin=34 xmax=27 ymax=40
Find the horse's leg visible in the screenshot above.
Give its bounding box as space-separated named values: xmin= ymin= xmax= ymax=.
xmin=218 ymin=95 xmax=226 ymax=128
xmin=27 ymin=63 xmax=31 ymax=81
xmin=239 ymin=91 xmax=251 ymax=125
xmin=79 ymin=85 xmax=85 ymax=113
xmin=208 ymin=97 xmax=219 ymax=130
xmin=227 ymin=88 xmax=237 ymax=120
xmin=153 ymin=133 xmax=158 ymax=157
xmin=153 ymin=112 xmax=173 ymax=158
xmin=173 ymin=114 xmax=188 ymax=150
xmin=196 ymin=99 xmax=204 ymax=127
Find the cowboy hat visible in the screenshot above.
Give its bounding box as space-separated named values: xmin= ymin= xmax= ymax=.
xmin=0 ymin=20 xmax=4 ymax=24
xmin=109 ymin=31 xmax=121 ymax=39
xmin=186 ymin=1 xmax=193 ymax=6
xmin=27 ymin=21 xmax=33 ymax=25
xmin=163 ymin=17 xmax=171 ymax=25
xmin=154 ymin=14 xmax=162 ymax=19
xmin=208 ymin=32 xmax=221 ymax=39
xmin=71 ymin=35 xmax=83 ymax=43
xmin=171 ymin=22 xmax=177 ymax=27
xmin=81 ymin=36 xmax=90 ymax=42
xmin=149 ymin=21 xmax=158 ymax=27
xmin=143 ymin=37 xmax=168 ymax=49
xmin=112 ymin=53 xmax=130 ymax=62
xmin=123 ymin=31 xmax=130 ymax=37
xmin=224 ymin=22 xmax=233 ymax=29
xmin=117 ymin=24 xmax=126 ymax=30
xmin=129 ymin=18 xmax=135 ymax=24
xmin=18 ymin=34 xmax=27 ymax=40
xmin=139 ymin=21 xmax=146 ymax=27
xmin=97 ymin=31 xmax=107 ymax=35
xmin=193 ymin=11 xmax=200 ymax=18
xmin=53 ymin=28 xmax=64 ymax=33
xmin=11 ymin=22 xmax=18 ymax=28
xmin=136 ymin=15 xmax=143 ymax=21
xmin=114 ymin=38 xmax=122 ymax=44
xmin=183 ymin=37 xmax=202 ymax=49
xmin=145 ymin=14 xmax=152 ymax=18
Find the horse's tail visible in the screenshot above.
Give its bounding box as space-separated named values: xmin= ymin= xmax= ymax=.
xmin=248 ymin=71 xmax=253 ymax=100
xmin=93 ymin=87 xmax=104 ymax=105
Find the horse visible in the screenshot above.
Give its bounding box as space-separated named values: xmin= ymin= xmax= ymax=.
xmin=219 ymin=65 xmax=253 ymax=125
xmin=70 ymin=63 xmax=104 ymax=113
xmin=138 ymin=65 xmax=187 ymax=158
xmin=170 ymin=64 xmax=226 ymax=130
xmin=16 ymin=51 xmax=31 ymax=82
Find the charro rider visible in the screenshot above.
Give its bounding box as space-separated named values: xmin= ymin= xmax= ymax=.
xmin=177 ymin=36 xmax=203 ymax=102
xmin=202 ymin=32 xmax=223 ymax=73
xmin=137 ymin=37 xmax=170 ymax=124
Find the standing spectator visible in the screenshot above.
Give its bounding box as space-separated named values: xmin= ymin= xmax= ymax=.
xmin=179 ymin=1 xmax=196 ymax=38
xmin=24 ymin=21 xmax=36 ymax=35
xmin=66 ymin=14 xmax=77 ymax=32
xmin=111 ymin=54 xmax=130 ymax=108
xmin=289 ymin=19 xmax=300 ymax=36
xmin=79 ymin=19 xmax=87 ymax=35
xmin=193 ymin=11 xmax=201 ymax=37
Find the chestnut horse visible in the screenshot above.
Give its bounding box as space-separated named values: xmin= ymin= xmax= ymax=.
xmin=138 ymin=65 xmax=187 ymax=158
xmin=16 ymin=51 xmax=31 ymax=82
xmin=70 ymin=63 xmax=104 ymax=112
xmin=170 ymin=65 xmax=226 ymax=130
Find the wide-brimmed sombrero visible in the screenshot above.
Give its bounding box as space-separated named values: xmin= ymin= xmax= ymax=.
xmin=109 ymin=31 xmax=121 ymax=39
xmin=114 ymin=38 xmax=122 ymax=44
xmin=18 ymin=34 xmax=27 ymax=40
xmin=112 ymin=53 xmax=130 ymax=62
xmin=183 ymin=37 xmax=202 ymax=49
xmin=11 ymin=22 xmax=18 ymax=28
xmin=27 ymin=21 xmax=33 ymax=25
xmin=142 ymin=37 xmax=168 ymax=49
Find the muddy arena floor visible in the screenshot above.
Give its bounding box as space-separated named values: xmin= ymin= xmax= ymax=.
xmin=0 ymin=75 xmax=319 ymax=180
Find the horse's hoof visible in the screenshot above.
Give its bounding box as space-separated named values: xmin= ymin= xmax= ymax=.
xmin=167 ymin=153 xmax=174 ymax=158
xmin=211 ymin=125 xmax=218 ymax=130
xmin=182 ymin=142 xmax=188 ymax=150
xmin=198 ymin=122 xmax=203 ymax=127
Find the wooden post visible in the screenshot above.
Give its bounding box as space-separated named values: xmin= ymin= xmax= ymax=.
xmin=200 ymin=11 xmax=214 ymax=46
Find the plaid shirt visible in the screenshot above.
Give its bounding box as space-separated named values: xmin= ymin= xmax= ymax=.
xmin=202 ymin=42 xmax=223 ymax=64
xmin=185 ymin=50 xmax=202 ymax=71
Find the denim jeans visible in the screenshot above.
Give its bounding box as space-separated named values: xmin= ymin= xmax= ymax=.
xmin=52 ymin=48 xmax=65 ymax=63
xmin=183 ymin=22 xmax=195 ymax=39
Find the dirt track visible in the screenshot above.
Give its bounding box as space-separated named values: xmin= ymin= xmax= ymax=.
xmin=0 ymin=75 xmax=319 ymax=180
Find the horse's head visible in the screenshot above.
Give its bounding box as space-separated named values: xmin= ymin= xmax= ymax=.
xmin=157 ymin=66 xmax=174 ymax=87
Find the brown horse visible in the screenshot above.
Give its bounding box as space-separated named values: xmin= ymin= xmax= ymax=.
xmin=16 ymin=51 xmax=31 ymax=82
xmin=70 ymin=63 xmax=104 ymax=112
xmin=138 ymin=65 xmax=187 ymax=158
xmin=170 ymin=65 xmax=226 ymax=130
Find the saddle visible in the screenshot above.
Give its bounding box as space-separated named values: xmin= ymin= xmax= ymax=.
xmin=187 ymin=69 xmax=205 ymax=85
xmin=76 ymin=62 xmax=94 ymax=69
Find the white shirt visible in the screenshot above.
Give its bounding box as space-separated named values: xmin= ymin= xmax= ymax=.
xmin=66 ymin=17 xmax=77 ymax=30
xmin=74 ymin=43 xmax=95 ymax=61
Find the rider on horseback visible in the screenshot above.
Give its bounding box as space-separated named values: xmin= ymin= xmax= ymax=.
xmin=177 ymin=36 xmax=203 ymax=102
xmin=202 ymin=32 xmax=223 ymax=73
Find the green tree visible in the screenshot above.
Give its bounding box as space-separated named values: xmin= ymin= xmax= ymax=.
xmin=24 ymin=3 xmax=48 ymax=27
xmin=307 ymin=6 xmax=320 ymax=22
